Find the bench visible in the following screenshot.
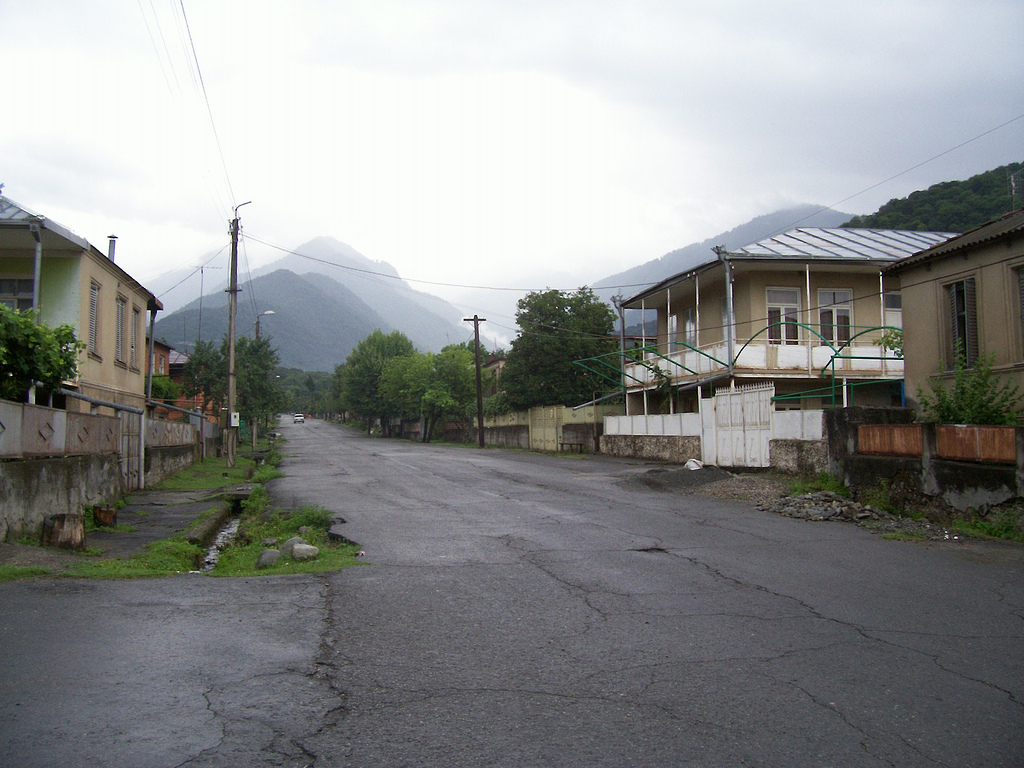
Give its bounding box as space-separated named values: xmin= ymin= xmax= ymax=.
xmin=559 ymin=442 xmax=585 ymax=453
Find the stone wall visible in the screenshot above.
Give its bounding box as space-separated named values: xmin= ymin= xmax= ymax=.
xmin=0 ymin=454 xmax=123 ymax=541
xmin=600 ymin=434 xmax=701 ymax=463
xmin=770 ymin=439 xmax=828 ymax=475
xmin=145 ymin=444 xmax=198 ymax=487
xmin=561 ymin=423 xmax=602 ymax=454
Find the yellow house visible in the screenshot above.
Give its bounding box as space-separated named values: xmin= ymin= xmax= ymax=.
xmin=618 ymin=228 xmax=955 ymax=415
xmin=0 ymin=194 xmax=162 ymax=413
xmin=885 ymin=208 xmax=1024 ymax=416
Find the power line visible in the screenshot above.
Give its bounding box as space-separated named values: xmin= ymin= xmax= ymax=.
xmin=177 ymin=0 xmax=236 ymax=206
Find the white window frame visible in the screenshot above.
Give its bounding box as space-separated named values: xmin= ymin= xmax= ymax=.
xmin=818 ymin=289 xmax=853 ymax=346
xmin=130 ymin=306 xmax=141 ymax=369
xmin=766 ymin=288 xmax=800 ymax=345
xmin=682 ymin=307 xmax=697 ymax=347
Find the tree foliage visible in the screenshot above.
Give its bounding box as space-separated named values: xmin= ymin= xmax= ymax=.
xmin=181 ymin=339 xmax=225 ymax=413
xmin=334 ymin=330 xmax=416 ymax=433
xmin=0 ymin=305 xmax=83 ymax=402
xmin=500 ymin=288 xmax=617 ymax=410
xmin=232 ymin=335 xmax=286 ymax=431
xmin=918 ymin=351 xmax=1023 ymax=425
xmin=842 ymin=161 xmax=1023 ymax=232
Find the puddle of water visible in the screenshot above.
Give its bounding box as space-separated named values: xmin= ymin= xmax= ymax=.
xmin=201 ymin=517 xmax=240 ymax=572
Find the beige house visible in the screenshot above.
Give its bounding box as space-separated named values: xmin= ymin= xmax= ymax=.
xmin=884 ymin=208 xmax=1024 ymax=415
xmin=0 ymin=195 xmax=161 ymax=413
xmin=617 ymin=228 xmax=955 ymax=415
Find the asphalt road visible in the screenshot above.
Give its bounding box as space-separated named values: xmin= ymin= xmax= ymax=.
xmin=2 ymin=417 xmax=1022 ymax=767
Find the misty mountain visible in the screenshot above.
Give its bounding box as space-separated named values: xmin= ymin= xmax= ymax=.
xmin=152 ymin=267 xmax=471 ymax=372
xmin=592 ymin=204 xmax=852 ymax=304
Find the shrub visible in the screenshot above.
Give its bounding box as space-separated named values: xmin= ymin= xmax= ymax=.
xmin=918 ymin=351 xmax=1023 ymax=425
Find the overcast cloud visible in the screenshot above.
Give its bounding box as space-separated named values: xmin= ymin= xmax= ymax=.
xmin=1 ymin=0 xmax=1021 ymax=317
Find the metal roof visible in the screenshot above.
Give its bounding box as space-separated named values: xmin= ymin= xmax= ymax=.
xmin=726 ymin=227 xmax=956 ymax=261
xmin=0 ymin=194 xmax=89 ymax=250
xmin=621 ymin=227 xmax=958 ymax=306
xmin=885 ymin=208 xmax=1024 ymax=274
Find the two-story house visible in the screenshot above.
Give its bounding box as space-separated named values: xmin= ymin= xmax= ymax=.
xmin=884 ymin=208 xmax=1024 ymax=415
xmin=618 ymin=228 xmax=955 ymax=415
xmin=0 ymin=194 xmax=161 ymax=414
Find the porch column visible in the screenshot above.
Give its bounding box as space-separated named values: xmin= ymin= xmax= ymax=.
xmin=806 ymin=264 xmax=813 ymax=376
xmin=879 ymin=271 xmax=887 ymax=376
xmin=695 ymin=274 xmax=701 ymax=377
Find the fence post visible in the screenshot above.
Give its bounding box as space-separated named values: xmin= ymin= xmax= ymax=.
xmin=1015 ymin=427 xmax=1024 ymax=497
xmin=921 ymin=423 xmax=938 ymax=496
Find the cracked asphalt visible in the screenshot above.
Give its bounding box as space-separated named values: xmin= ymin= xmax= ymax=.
xmin=2 ymin=417 xmax=1022 ymax=767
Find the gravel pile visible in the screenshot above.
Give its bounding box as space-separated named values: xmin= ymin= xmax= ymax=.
xmin=759 ymin=491 xmax=964 ymax=541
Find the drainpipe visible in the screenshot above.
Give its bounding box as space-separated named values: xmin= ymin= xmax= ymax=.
xmin=666 ymin=287 xmax=674 ymax=414
xmin=107 ymin=235 xmax=117 ymax=262
xmin=714 ymin=247 xmax=735 ymax=378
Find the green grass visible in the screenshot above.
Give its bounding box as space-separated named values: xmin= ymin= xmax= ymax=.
xmin=154 ymin=455 xmax=255 ymax=490
xmin=0 ymin=565 xmax=53 ymax=582
xmin=951 ymin=508 xmax=1024 ymax=543
xmin=64 ymin=538 xmax=204 ymax=579
xmin=251 ymin=465 xmax=283 ymax=484
xmin=881 ymin=531 xmax=927 ymax=542
xmin=210 ymin=504 xmax=361 ymax=577
xmin=787 ymin=471 xmax=850 ymax=498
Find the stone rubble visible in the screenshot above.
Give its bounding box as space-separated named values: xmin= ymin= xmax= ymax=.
xmin=758 ymin=491 xmax=964 ymax=541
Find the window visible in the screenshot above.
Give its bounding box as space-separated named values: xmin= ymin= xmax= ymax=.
xmin=667 ymin=313 xmax=677 ymax=344
xmin=818 ymin=289 xmax=852 ymax=345
xmin=884 ymin=291 xmax=903 ymax=330
xmin=88 ymin=282 xmax=100 ymax=356
xmin=115 ymin=295 xmax=127 ymax=363
xmin=130 ymin=306 xmax=141 ymax=368
xmin=767 ymin=288 xmax=800 ymax=345
xmin=682 ymin=307 xmax=697 ymax=347
xmin=0 ymin=278 xmax=33 ymax=311
xmin=947 ymin=278 xmax=977 ymax=367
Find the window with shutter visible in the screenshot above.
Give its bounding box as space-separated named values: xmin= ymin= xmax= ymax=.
xmin=131 ymin=307 xmax=140 ymax=368
xmin=947 ymin=278 xmax=977 ymax=368
xmin=766 ymin=288 xmax=800 ymax=345
xmin=89 ymin=282 xmax=100 ymax=356
xmin=115 ymin=296 xmax=127 ymax=363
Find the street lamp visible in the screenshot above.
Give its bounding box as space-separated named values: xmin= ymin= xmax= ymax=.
xmin=255 ymin=310 xmax=275 ymax=339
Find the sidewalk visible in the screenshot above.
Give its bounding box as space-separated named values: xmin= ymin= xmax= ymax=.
xmin=0 ymin=487 xmax=233 ymax=576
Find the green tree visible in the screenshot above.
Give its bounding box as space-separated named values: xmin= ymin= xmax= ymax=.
xmin=181 ymin=339 xmax=226 ymax=414
xmin=918 ymin=351 xmax=1023 ymax=425
xmin=500 ymin=287 xmax=617 ymax=410
xmin=0 ymin=306 xmax=83 ymax=402
xmin=378 ymin=347 xmax=476 ymax=441
xmin=232 ymin=335 xmax=286 ymax=438
xmin=335 ymin=330 xmax=416 ymax=434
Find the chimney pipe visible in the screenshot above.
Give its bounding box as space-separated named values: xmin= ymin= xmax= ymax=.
xmin=107 ymin=235 xmax=117 ymax=262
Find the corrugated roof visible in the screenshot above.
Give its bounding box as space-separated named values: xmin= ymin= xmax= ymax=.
xmin=0 ymin=194 xmax=89 ymax=249
xmin=728 ymin=227 xmax=956 ymax=261
xmin=885 ymin=208 xmax=1024 ymax=274
xmin=621 ymin=227 xmax=958 ymax=306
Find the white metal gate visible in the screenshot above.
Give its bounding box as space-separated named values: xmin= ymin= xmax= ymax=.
xmin=701 ymin=383 xmax=774 ymax=467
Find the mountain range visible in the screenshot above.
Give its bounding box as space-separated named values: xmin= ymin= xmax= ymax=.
xmin=151 ymin=237 xmax=473 ymax=371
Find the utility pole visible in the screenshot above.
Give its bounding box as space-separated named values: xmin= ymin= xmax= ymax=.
xmin=226 ymin=201 xmax=250 ymax=467
xmin=464 ymin=315 xmax=487 ymax=448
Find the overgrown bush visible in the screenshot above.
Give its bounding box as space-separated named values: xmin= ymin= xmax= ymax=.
xmin=918 ymin=351 xmax=1023 ymax=425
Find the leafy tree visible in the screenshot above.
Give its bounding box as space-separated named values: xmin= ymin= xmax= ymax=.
xmin=378 ymin=347 xmax=477 ymax=441
xmin=335 ymin=330 xmax=415 ymax=433
xmin=918 ymin=351 xmax=1023 ymax=425
xmin=0 ymin=305 xmax=83 ymax=402
xmin=232 ymin=335 xmax=286 ymax=437
xmin=500 ymin=287 xmax=617 ymax=409
xmin=181 ymin=339 xmax=225 ymax=415
xmin=149 ymin=374 xmax=181 ymax=403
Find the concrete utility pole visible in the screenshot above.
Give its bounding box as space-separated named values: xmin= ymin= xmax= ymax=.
xmin=464 ymin=315 xmax=487 ymax=448
xmin=226 ymin=201 xmax=250 ymax=467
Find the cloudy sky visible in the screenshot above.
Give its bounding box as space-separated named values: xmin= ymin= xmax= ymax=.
xmin=2 ymin=0 xmax=1021 ymax=319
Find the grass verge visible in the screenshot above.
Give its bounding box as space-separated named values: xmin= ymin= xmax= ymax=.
xmin=787 ymin=471 xmax=850 ymax=498
xmin=63 ymin=538 xmax=205 ymax=579
xmin=0 ymin=565 xmax=53 ymax=582
xmin=210 ymin=503 xmax=362 ymax=577
xmin=154 ymin=454 xmax=256 ymax=491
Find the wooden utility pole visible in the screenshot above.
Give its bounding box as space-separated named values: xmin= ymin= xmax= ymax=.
xmin=464 ymin=315 xmax=487 ymax=448
xmin=226 ymin=201 xmax=250 ymax=467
